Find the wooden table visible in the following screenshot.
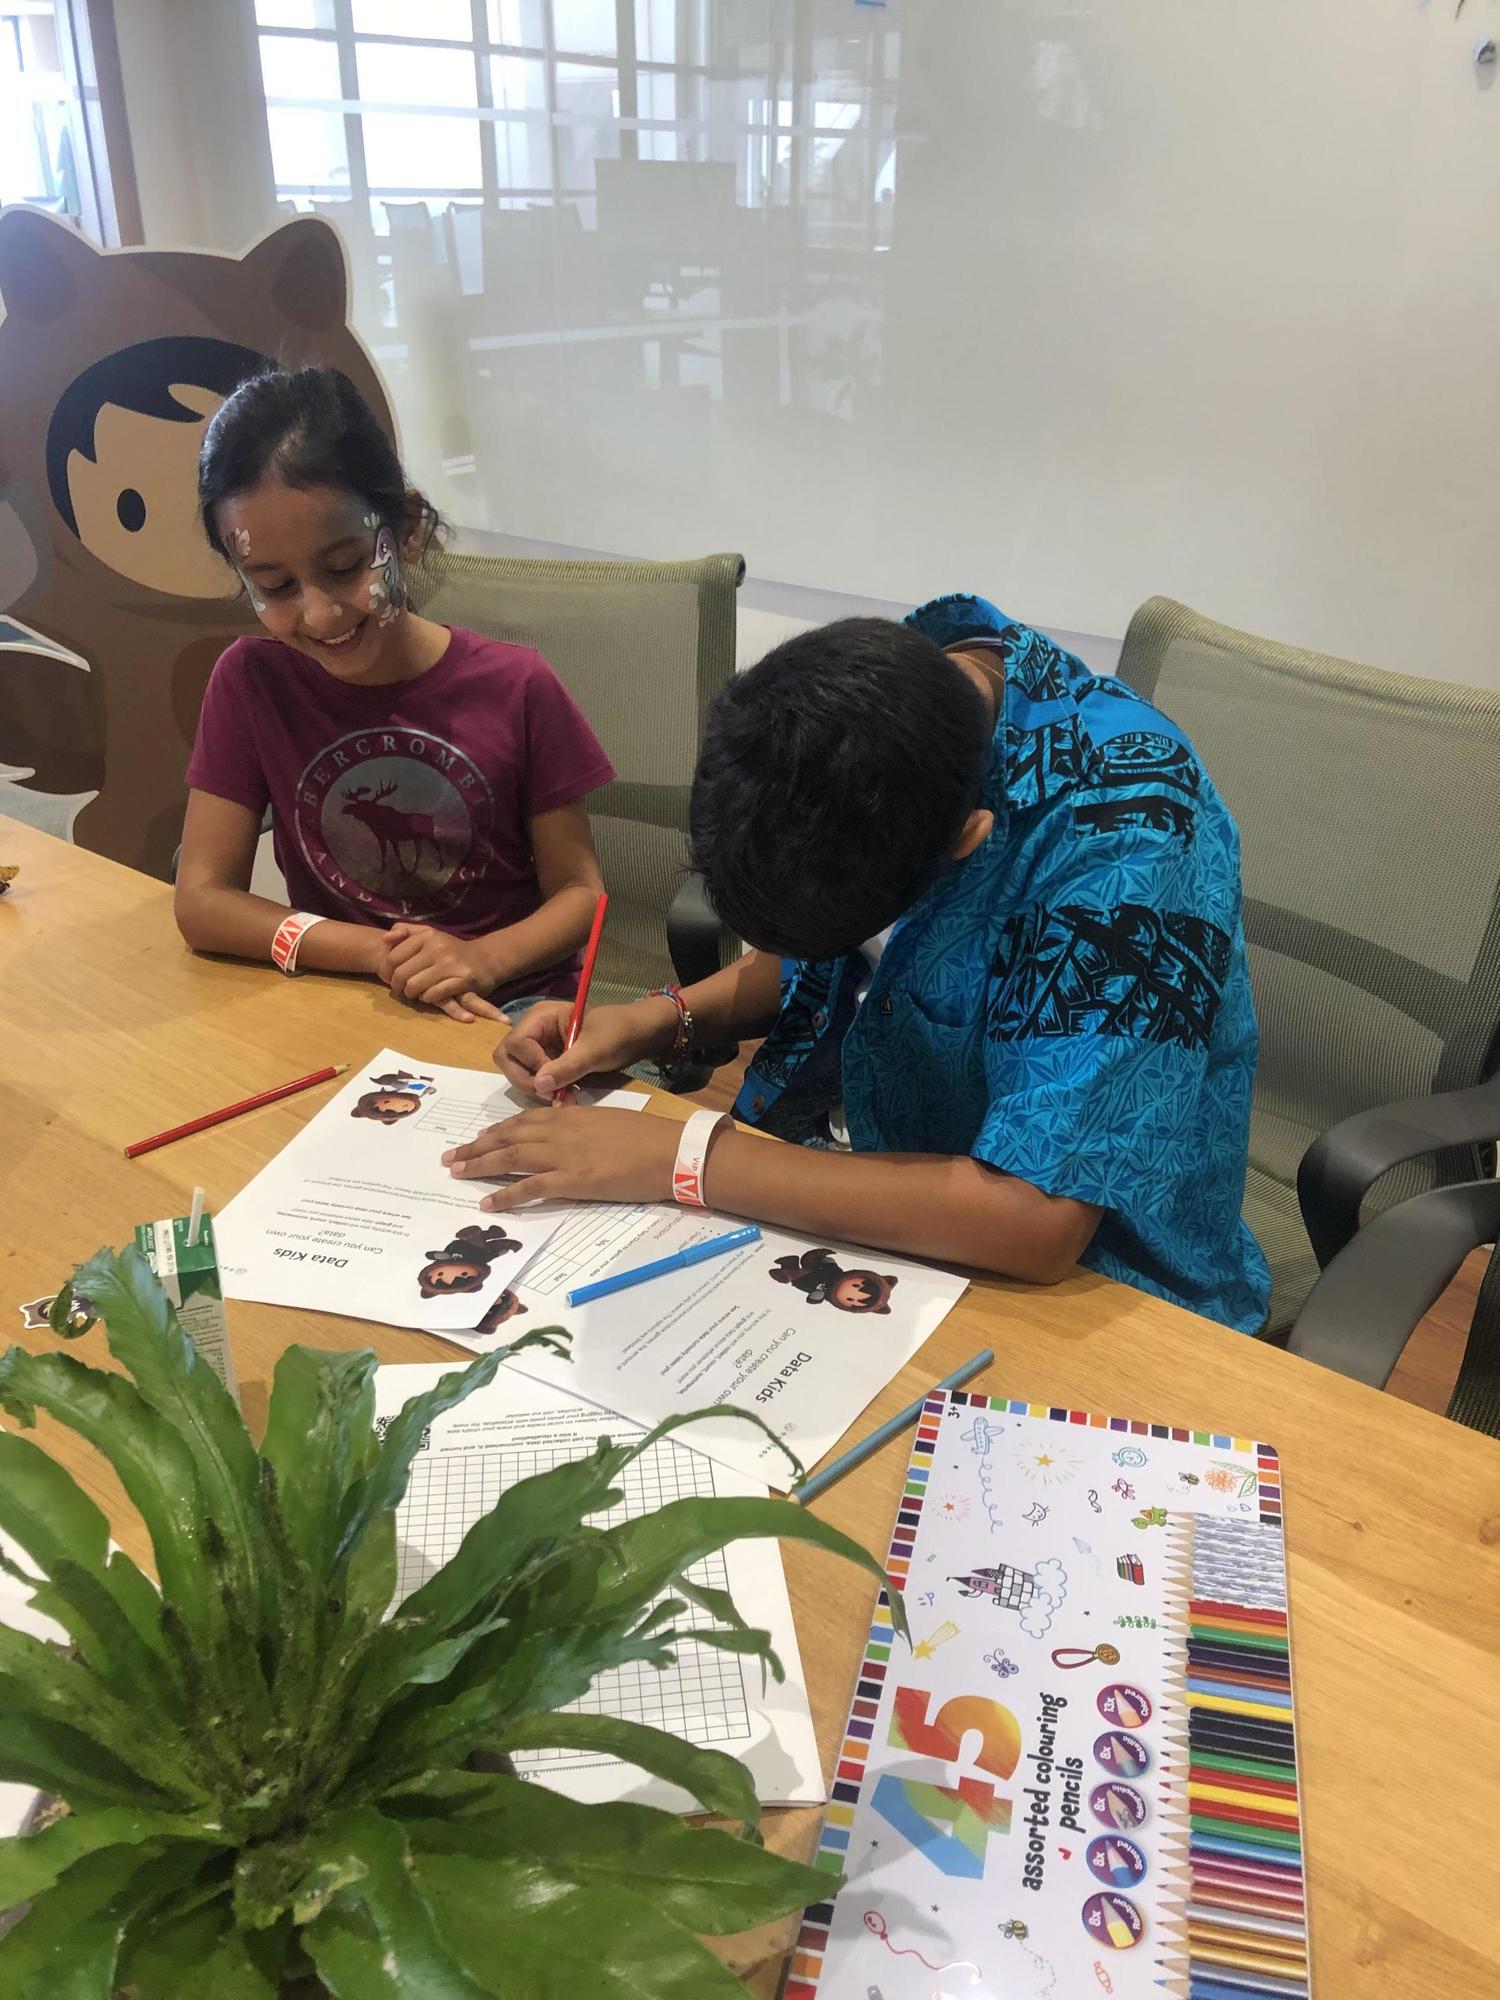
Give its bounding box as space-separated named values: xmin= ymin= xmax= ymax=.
xmin=3 ymin=814 xmax=1499 ymax=1997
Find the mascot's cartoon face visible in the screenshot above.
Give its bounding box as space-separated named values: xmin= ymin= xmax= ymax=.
xmin=416 ymin=1225 xmax=523 ymax=1300
xmin=0 ymin=208 xmax=394 ymax=877
xmin=50 ymin=353 xmax=251 ymax=600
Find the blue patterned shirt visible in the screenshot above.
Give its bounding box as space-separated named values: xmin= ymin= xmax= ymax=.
xmin=732 ymin=594 xmax=1271 ymax=1334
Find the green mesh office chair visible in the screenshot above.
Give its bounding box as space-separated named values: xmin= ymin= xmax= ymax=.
xmin=408 ymin=547 xmax=744 ymax=1080
xmin=1115 ymin=597 xmax=1500 ymax=1343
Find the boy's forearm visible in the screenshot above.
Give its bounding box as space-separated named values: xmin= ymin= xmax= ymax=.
xmin=678 ymin=949 xmax=784 ymax=1044
xmin=702 ymin=1131 xmax=1099 ymax=1285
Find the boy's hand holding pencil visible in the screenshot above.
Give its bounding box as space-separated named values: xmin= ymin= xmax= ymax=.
xmin=495 ymin=995 xmax=677 ymax=1102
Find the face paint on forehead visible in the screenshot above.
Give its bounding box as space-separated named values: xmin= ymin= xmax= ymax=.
xmin=231 ymin=525 xmax=266 ymax=614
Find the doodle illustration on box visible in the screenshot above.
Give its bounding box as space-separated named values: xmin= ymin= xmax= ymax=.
xmin=950 ymin=1557 xmax=1067 ymax=1638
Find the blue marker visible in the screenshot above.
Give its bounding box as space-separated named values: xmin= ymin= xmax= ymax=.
xmin=565 ymin=1224 xmax=762 ymax=1307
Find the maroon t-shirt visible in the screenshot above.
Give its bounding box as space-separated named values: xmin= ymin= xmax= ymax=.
xmin=186 ymin=626 xmax=615 ymax=1000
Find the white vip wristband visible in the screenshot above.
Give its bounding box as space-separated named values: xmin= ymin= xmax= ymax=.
xmin=271 ymin=911 xmax=327 ymax=976
xmin=673 ymin=1108 xmax=729 ymax=1210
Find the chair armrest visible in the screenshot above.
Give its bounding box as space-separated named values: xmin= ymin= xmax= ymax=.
xmin=1287 ymin=1179 xmax=1500 ymax=1390
xmin=1296 ymin=1072 xmax=1500 ymax=1270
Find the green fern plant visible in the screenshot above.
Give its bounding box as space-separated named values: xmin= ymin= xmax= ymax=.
xmin=0 ymin=1246 xmax=904 ymax=1997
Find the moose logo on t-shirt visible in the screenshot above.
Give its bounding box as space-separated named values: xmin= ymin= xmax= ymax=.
xmin=339 ymin=779 xmax=443 ymax=874
xmin=295 ymin=728 xmax=494 ymax=919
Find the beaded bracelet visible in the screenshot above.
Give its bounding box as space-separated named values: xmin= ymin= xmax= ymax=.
xmin=647 ymin=984 xmax=695 ymax=1065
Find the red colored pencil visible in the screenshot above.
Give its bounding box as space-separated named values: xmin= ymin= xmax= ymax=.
xmin=553 ymin=891 xmax=608 ymax=1108
xmin=124 ymin=1064 xmax=349 ymax=1158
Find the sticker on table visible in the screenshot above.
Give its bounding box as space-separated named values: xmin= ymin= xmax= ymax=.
xmin=1089 ymin=1781 xmax=1147 ymax=1830
xmin=1082 ymin=1892 xmax=1144 ymax=1951
xmin=1097 ymin=1683 xmax=1152 ymax=1729
xmin=1086 ymin=1834 xmax=1147 ymax=1889
xmin=1093 ymin=1730 xmax=1150 ymax=1778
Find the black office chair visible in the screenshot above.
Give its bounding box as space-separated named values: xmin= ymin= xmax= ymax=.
xmin=1288 ymin=1179 xmax=1500 ymax=1436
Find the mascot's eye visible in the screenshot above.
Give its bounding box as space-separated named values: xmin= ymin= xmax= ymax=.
xmin=115 ymin=488 xmax=147 ymax=532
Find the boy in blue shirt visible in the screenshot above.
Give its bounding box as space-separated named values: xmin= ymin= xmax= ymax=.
xmin=450 ymin=595 xmax=1270 ymax=1332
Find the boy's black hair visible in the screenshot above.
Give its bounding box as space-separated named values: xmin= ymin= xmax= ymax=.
xmin=196 ymin=364 xmax=440 ymax=559
xmin=689 ymin=616 xmax=992 ymax=960
xmin=47 ymin=335 xmax=269 ymax=534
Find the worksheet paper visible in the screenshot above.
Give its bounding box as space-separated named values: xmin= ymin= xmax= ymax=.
xmin=373 ymin=1362 xmax=824 ymax=1812
xmin=434 ymin=1202 xmax=968 ymax=1489
xmin=214 ymin=1048 xmax=645 ymax=1332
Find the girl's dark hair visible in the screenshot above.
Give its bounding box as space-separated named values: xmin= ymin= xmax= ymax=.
xmin=197 ymin=364 xmax=440 ymax=559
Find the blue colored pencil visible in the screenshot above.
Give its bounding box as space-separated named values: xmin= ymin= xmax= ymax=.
xmin=565 ymin=1224 xmax=761 ymax=1307
xmin=792 ymin=1349 xmax=994 ymax=1504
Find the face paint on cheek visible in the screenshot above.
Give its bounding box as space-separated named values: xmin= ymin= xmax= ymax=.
xmin=368 ymin=523 xmax=405 ymax=627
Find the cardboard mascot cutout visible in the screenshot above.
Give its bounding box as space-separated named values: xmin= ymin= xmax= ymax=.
xmin=0 ymin=210 xmax=394 ymax=878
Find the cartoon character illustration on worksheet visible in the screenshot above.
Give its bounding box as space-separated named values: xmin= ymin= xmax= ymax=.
xmin=474 ymin=1287 xmax=526 ymax=1335
xmin=417 ymin=1225 xmax=523 ymax=1299
xmin=769 ymin=1248 xmax=898 ymax=1314
xmin=950 ymin=1556 xmax=1067 ymax=1639
xmin=350 ymin=1089 xmax=427 ymax=1125
xmin=0 ymin=207 xmax=393 ymax=879
xmin=367 ymin=1069 xmax=436 ymax=1094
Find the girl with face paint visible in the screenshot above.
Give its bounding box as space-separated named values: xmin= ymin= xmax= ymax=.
xmin=176 ymin=366 xmax=613 ymax=1023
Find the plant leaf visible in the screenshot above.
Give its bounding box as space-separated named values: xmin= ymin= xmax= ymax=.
xmin=56 ymin=1250 xmax=271 ymax=1706
xmin=490 ymin=1713 xmax=759 ymax=1827
xmin=294 ymin=1807 xmax=494 ymax=1999
xmin=670 ymin=1575 xmax=784 ymax=1686
xmin=588 ymin=1496 xmax=910 ymax=1638
xmin=404 ymin=1775 xmax=827 ymax=1933
xmin=0 ymin=1349 xmax=219 ymax=1651
xmin=674 ymin=1625 xmax=785 ymax=1680
xmin=0 ymin=1623 xmax=198 ymax=1800
xmin=125 ymin=1917 xmax=284 ymax=2000
xmin=18 ymin=1557 xmax=177 ymax=1720
xmin=261 ymin=1347 xmax=379 ymax=1598
xmin=0 ymin=1427 xmax=165 ymax=1664
xmin=336 ymin=1330 xmax=570 ymax=1565
xmin=0 ymin=1840 xmax=207 ymax=1999
xmin=0 ymin=1805 xmax=225 ymax=1909
xmin=0 ymin=1707 xmax=172 ymax=1810
xmin=412 ymin=1851 xmax=751 ymax=2000
xmin=616 ymin=1402 xmax=805 ymax=1486
xmin=398 ymin=1438 xmax=632 ymax=1636
xmin=114 ymin=1891 xmax=236 ymax=1998
xmin=199 ymin=1927 xmax=288 ymax=1998
xmin=301 ymin=1902 xmax=405 ymax=2000
xmin=63 ymin=1248 xmax=262 ymax=1582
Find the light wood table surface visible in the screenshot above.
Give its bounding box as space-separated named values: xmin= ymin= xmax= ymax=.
xmin=3 ymin=815 xmax=1498 ymax=1998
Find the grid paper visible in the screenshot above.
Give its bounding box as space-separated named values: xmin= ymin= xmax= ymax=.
xmin=394 ymin=1434 xmax=753 ymax=1765
xmin=518 ymin=1202 xmax=658 ymax=1299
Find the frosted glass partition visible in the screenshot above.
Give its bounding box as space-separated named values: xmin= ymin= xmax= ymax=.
xmin=254 ymin=0 xmax=1500 ymax=681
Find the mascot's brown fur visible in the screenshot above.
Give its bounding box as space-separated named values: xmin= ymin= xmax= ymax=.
xmin=0 ymin=209 xmax=393 ymax=877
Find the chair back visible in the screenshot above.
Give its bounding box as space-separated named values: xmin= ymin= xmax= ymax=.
xmin=1116 ymin=596 xmax=1500 ymax=1330
xmin=409 ymin=548 xmax=743 ymax=1006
